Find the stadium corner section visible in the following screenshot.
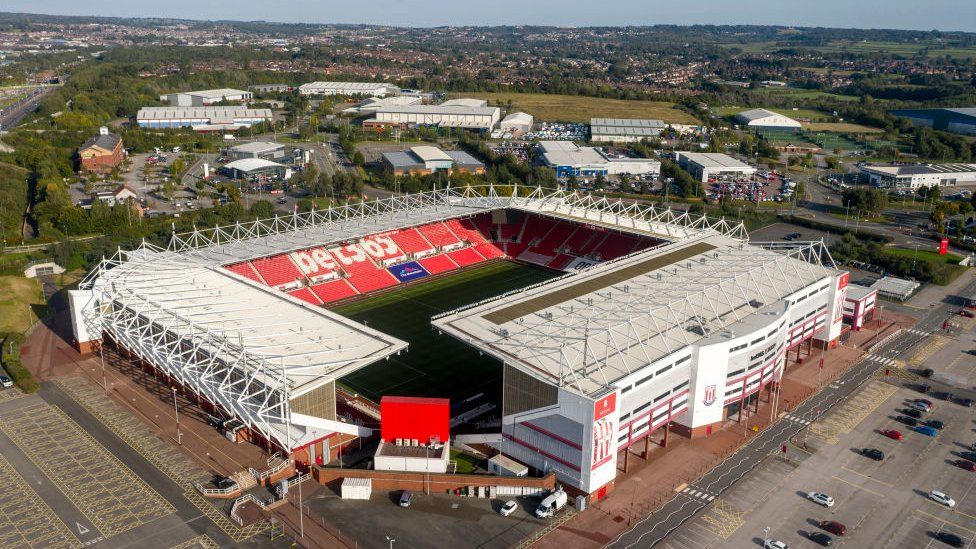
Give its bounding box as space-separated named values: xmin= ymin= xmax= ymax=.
xmin=434 ymin=234 xmax=848 ymax=497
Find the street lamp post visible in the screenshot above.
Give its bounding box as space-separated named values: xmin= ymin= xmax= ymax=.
xmin=98 ymin=341 xmax=108 ymax=391
xmin=172 ymin=386 xmax=182 ymax=445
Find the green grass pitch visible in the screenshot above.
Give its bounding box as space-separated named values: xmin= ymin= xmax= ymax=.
xmin=332 ymin=261 xmax=560 ymax=405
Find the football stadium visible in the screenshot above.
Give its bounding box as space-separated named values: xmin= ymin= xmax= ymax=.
xmin=67 ymin=185 xmax=846 ymax=496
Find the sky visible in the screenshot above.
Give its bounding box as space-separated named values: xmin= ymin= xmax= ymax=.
xmin=3 ymin=1 xmax=975 ymax=32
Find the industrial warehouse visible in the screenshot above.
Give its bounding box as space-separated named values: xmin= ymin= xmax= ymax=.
xmin=675 ymin=151 xmax=758 ymax=182
xmin=860 ymin=162 xmax=976 ymax=189
xmin=135 ymin=106 xmax=273 ymax=131
xmin=365 ymin=100 xmax=501 ymax=131
xmin=298 ymin=81 xmax=400 ymax=97
xmin=590 ymin=117 xmax=666 ymax=142
xmin=66 ymin=185 xmax=846 ymax=498
xmin=159 ymin=88 xmax=253 ymax=106
xmin=538 ymin=141 xmax=661 ymax=178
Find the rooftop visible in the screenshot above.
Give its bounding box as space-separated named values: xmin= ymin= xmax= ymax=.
xmin=411 ymin=145 xmax=453 ymax=163
xmin=136 ymin=106 xmax=272 ymax=120
xmin=433 ymin=235 xmax=835 ymax=398
xmin=861 ymin=163 xmax=976 ymax=177
xmin=170 ymin=88 xmax=249 ymax=100
xmin=230 ymin=141 xmax=285 ymax=154
xmin=375 ymin=104 xmax=500 ymax=117
xmin=734 ymin=108 xmax=797 ymax=123
xmin=223 ymin=158 xmax=286 ymax=172
xmin=80 ymin=132 xmax=121 ymax=152
xmin=677 ymin=152 xmax=754 ymax=169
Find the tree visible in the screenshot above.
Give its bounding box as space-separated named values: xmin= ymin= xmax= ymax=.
xmin=352 ymin=151 xmax=365 ymax=167
xmin=841 ymin=187 xmax=888 ymax=216
xmin=249 ymin=200 xmax=275 ymax=219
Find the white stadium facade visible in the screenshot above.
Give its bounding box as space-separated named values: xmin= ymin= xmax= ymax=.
xmin=68 ymin=186 xmax=847 ymax=496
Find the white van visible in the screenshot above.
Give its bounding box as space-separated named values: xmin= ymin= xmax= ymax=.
xmin=534 ymin=489 xmax=568 ymax=518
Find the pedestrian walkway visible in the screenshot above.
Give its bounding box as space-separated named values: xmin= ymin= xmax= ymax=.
xmin=678 ymin=486 xmax=716 ymax=503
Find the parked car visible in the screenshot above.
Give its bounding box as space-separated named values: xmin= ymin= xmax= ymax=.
xmin=399 ymin=491 xmax=413 ymax=507
xmin=819 ymin=521 xmax=847 ymax=536
xmin=926 ymin=419 xmax=945 ymax=430
xmin=499 ymin=500 xmax=518 ymax=516
xmin=882 ymin=429 xmax=904 ymax=441
xmin=960 ymin=309 xmax=974 ymax=318
xmin=940 ymin=392 xmax=954 ymax=402
xmin=929 ymin=490 xmax=956 ymax=508
xmin=959 ymin=451 xmax=976 ymax=462
xmin=807 ymin=492 xmax=835 ymax=507
xmin=918 ymin=383 xmax=932 ymax=394
xmin=936 ymin=532 xmax=964 ymax=547
xmin=916 ymin=398 xmax=934 ymax=407
xmin=862 ymin=448 xmax=884 ymax=461
xmin=0 ymin=376 xmax=12 ymax=388
xmin=897 ymin=416 xmax=918 ymax=426
xmin=915 ymin=425 xmax=938 ymax=437
xmin=908 ymin=401 xmax=932 ymax=412
xmin=904 ymin=408 xmax=922 ymax=419
xmin=955 ymin=460 xmax=976 ymax=472
xmin=920 ymin=368 xmax=934 ymax=378
xmin=809 ymin=532 xmax=833 ymax=546
xmin=958 ymin=397 xmax=974 ymax=407
xmin=763 ymin=540 xmax=788 ymax=549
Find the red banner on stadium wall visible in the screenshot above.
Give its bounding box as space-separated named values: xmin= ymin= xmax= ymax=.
xmin=837 ymin=272 xmax=849 ymax=290
xmin=939 ymin=238 xmax=949 ymax=255
xmin=593 ymin=393 xmax=617 ymax=421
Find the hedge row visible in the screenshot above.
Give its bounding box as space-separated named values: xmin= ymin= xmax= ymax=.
xmin=0 ymin=333 xmax=40 ymax=393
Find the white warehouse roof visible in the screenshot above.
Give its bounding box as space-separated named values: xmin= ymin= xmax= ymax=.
xmin=230 ymin=141 xmax=285 ymax=154
xmin=734 ymin=108 xmax=801 ymax=128
xmin=136 ymin=106 xmax=272 ymax=120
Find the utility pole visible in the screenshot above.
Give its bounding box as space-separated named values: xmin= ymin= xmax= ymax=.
xmin=172 ymin=386 xmax=182 ymax=445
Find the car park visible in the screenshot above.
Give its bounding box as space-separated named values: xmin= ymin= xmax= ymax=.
xmin=882 ymin=429 xmax=903 ymax=441
xmin=819 ymin=521 xmax=847 ymax=536
xmin=915 ymin=425 xmax=938 ymax=437
xmin=806 ymin=492 xmax=834 ymax=507
xmin=499 ymin=500 xmax=518 ymax=516
xmin=862 ymin=448 xmax=884 ymax=461
xmin=955 ymin=460 xmax=976 ymax=472
xmin=897 ymin=415 xmax=918 ymax=426
xmin=929 ymin=490 xmax=956 ymax=508
xmin=808 ymin=532 xmax=832 ymax=546
xmin=763 ymin=540 xmax=788 ymax=549
xmin=936 ymin=532 xmax=964 ymax=547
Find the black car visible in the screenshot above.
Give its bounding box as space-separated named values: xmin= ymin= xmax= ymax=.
xmin=958 ymin=398 xmax=974 ymax=408
xmin=809 ymin=532 xmax=833 ymax=546
xmin=897 ymin=416 xmax=918 ymax=426
xmin=918 ymin=383 xmax=932 ymax=394
xmin=942 ymin=392 xmax=955 ymax=401
xmin=904 ymin=408 xmax=923 ymax=419
xmin=920 ymin=368 xmax=934 ymax=378
xmin=959 ymin=451 xmax=976 ymax=462
xmin=935 ymin=531 xmax=964 ymax=547
xmin=862 ymin=448 xmax=885 ymax=461
xmin=926 ymin=419 xmax=945 ymax=430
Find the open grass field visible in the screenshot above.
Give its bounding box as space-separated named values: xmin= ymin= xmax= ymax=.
xmin=0 ymin=276 xmax=44 ymax=334
xmin=885 ymin=246 xmax=962 ymax=265
xmin=458 ymin=92 xmax=699 ymax=124
xmin=333 ymin=261 xmax=559 ymax=405
xmin=803 ymin=122 xmax=883 ymax=133
xmin=722 ymin=40 xmax=976 ymax=60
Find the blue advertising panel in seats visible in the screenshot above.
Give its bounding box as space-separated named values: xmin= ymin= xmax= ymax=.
xmin=389 ymin=261 xmax=430 ymax=283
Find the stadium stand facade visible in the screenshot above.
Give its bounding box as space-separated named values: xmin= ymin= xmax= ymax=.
xmin=67 ymin=186 xmax=841 ymax=497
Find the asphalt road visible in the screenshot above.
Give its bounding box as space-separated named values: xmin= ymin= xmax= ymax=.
xmin=609 ymin=275 xmax=976 ymax=548
xmin=0 ymin=86 xmax=51 ymax=131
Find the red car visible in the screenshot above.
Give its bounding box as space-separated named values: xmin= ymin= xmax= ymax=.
xmin=882 ymin=429 xmax=903 ymax=441
xmin=956 ymin=459 xmax=976 ymax=472
xmin=960 ymin=310 xmax=974 ymax=318
xmin=819 ymin=520 xmax=847 ymax=536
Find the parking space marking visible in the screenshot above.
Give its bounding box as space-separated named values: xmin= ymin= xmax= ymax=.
xmin=915 ymin=508 xmax=976 ymax=535
xmin=0 ymin=451 xmax=80 ymax=548
xmin=830 ymin=474 xmax=886 ymax=498
xmin=0 ymin=402 xmax=175 ymax=538
xmin=840 ymin=466 xmax=895 ymax=487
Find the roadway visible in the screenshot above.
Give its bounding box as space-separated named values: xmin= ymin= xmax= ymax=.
xmin=609 ymin=274 xmax=976 ymax=548
xmin=0 ymin=85 xmax=54 ymax=132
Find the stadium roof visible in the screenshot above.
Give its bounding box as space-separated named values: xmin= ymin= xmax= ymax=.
xmin=433 ymin=235 xmax=836 ymax=398
xmin=223 ymin=158 xmax=286 ymax=172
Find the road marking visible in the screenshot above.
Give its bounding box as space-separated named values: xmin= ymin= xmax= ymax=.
xmin=840 ymin=466 xmax=894 ymax=487
xmin=77 ymin=522 xmax=90 ymax=535
xmin=830 ymin=475 xmax=886 ymax=498
xmin=915 ymin=508 xmax=976 ymax=534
